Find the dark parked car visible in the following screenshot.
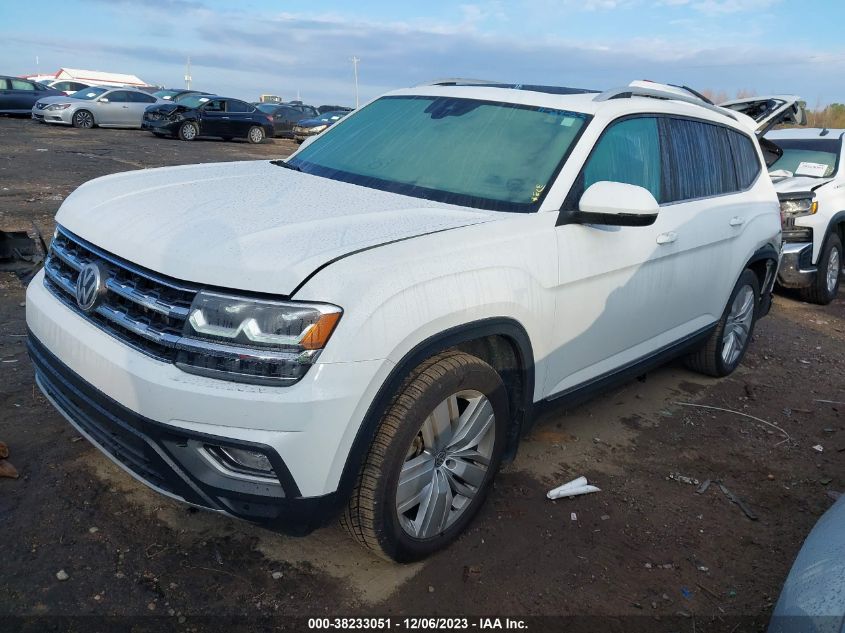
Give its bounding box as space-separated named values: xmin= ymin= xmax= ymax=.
xmin=292 ymin=110 xmax=350 ymax=142
xmin=0 ymin=76 xmax=63 ymax=114
xmin=152 ymin=89 xmax=212 ymax=102
xmin=317 ymin=104 xmax=353 ymax=114
xmin=142 ymin=95 xmax=274 ymax=143
xmin=255 ymin=103 xmax=319 ymax=138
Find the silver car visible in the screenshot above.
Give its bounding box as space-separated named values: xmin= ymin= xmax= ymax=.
xmin=31 ymin=86 xmax=166 ymax=129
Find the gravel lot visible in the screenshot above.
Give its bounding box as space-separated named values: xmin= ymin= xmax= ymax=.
xmin=1 ymin=117 xmax=843 ymax=632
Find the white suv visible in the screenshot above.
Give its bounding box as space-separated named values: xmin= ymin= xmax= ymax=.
xmin=27 ymin=80 xmax=782 ymax=562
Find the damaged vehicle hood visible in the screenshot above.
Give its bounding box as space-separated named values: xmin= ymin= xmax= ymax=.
xmin=55 ymin=160 xmax=498 ymax=295
xmin=770 ymin=175 xmax=836 ymax=193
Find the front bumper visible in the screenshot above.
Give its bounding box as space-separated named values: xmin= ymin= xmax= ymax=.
xmin=141 ymin=116 xmax=180 ymax=134
xmin=293 ymin=127 xmax=323 ymax=141
xmin=31 ymin=109 xmax=72 ymax=125
xmin=25 ymin=270 xmax=390 ymax=531
xmin=777 ymin=242 xmax=816 ymax=289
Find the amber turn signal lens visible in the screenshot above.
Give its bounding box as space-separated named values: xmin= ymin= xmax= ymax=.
xmin=301 ymin=312 xmax=342 ymax=350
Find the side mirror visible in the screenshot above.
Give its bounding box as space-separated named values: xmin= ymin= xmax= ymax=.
xmin=574 ymin=181 xmax=659 ymax=227
xmin=98 ymin=97 xmax=109 ymax=103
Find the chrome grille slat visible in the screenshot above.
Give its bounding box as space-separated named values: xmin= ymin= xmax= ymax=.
xmin=43 ymin=228 xmax=197 ymax=363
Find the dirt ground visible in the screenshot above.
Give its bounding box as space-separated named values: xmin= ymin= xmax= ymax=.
xmin=0 ymin=117 xmax=843 ymax=632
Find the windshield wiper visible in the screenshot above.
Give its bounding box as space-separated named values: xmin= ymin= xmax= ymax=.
xmin=270 ymin=159 xmax=301 ymax=171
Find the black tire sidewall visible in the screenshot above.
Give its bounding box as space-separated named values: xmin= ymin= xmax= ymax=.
xmin=73 ymin=110 xmax=92 ymax=128
xmin=248 ymin=126 xmax=265 ymax=143
xmin=715 ymin=269 xmax=760 ymax=375
xmin=179 ymin=122 xmax=197 ymax=141
xmin=378 ymin=362 xmax=509 ymax=562
xmin=818 ymin=235 xmax=842 ymax=302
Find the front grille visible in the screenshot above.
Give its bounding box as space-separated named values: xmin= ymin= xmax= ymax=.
xmin=43 ymin=227 xmax=196 ymax=362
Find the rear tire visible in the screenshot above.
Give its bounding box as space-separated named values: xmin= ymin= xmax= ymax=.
xmin=686 ymin=269 xmax=760 ymax=377
xmin=341 ymin=351 xmax=508 ymax=562
xmin=799 ymin=234 xmax=841 ymax=305
xmin=178 ymin=121 xmax=198 ymax=141
xmin=72 ymin=110 xmax=94 ymax=129
xmin=247 ymin=126 xmax=266 ymax=144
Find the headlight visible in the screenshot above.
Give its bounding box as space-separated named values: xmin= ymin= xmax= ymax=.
xmin=45 ymin=103 xmax=71 ymax=111
xmin=779 ymin=196 xmax=817 ymax=218
xmin=175 ymin=290 xmax=342 ymax=385
xmin=309 ymin=124 xmax=328 ymax=133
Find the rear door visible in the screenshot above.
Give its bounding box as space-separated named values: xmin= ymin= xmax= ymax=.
xmin=719 ymin=96 xmax=806 ymax=136
xmin=0 ymin=79 xmax=12 ymax=112
xmin=126 ymin=91 xmax=158 ymax=127
xmin=225 ymin=99 xmax=257 ymax=136
xmin=8 ymin=79 xmax=39 ymax=111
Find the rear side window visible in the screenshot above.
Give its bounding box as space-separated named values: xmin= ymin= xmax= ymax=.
xmin=130 ymin=91 xmax=156 ymax=103
xmin=660 ymin=118 xmax=737 ymax=202
xmin=10 ymin=79 xmax=35 ymax=91
xmin=727 ymin=130 xmax=762 ymax=188
xmin=581 ymin=117 xmax=662 ymax=202
xmin=227 ymin=100 xmax=254 ymax=113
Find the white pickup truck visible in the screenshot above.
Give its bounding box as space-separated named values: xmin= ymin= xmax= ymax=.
xmin=765 ymin=128 xmax=845 ymax=304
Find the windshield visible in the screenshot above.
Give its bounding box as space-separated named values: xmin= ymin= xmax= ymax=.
xmin=179 ymin=95 xmax=212 ymax=109
xmin=288 ymin=96 xmax=589 ymax=211
xmin=71 ymin=87 xmax=108 ymax=100
xmin=769 ymin=138 xmax=840 ymax=177
xmin=153 ymin=90 xmax=179 ymax=99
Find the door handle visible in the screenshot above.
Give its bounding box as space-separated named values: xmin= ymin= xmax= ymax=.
xmin=122 ymin=105 xmax=129 ymax=108
xmin=729 ymin=216 xmax=745 ymax=227
xmin=221 ymin=116 xmax=230 ymax=119
xmin=656 ymin=231 xmax=678 ymax=245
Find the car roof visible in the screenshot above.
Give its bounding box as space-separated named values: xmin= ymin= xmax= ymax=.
xmin=385 ymin=80 xmax=752 ymax=133
xmin=767 ymin=127 xmax=845 ymax=140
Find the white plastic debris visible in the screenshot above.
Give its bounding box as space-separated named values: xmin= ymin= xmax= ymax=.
xmin=812 ymin=445 xmax=824 ymax=453
xmin=570 ymin=512 xmax=577 ymax=521
xmin=547 ymin=476 xmax=601 ymax=500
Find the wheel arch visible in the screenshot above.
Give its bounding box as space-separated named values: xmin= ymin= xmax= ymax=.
xmin=827 ymin=210 xmax=845 ymax=247
xmin=333 ymin=317 xmax=535 ymax=508
xmin=74 ymin=108 xmax=96 ymax=126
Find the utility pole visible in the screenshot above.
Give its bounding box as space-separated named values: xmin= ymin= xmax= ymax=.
xmin=350 ymin=56 xmax=360 ymax=108
xmin=184 ymin=57 xmax=192 ymax=90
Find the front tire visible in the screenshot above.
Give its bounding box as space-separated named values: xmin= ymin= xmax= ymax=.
xmin=178 ymin=121 xmax=198 ymax=141
xmin=341 ymin=351 xmax=508 ymax=562
xmin=686 ymin=269 xmax=760 ymax=377
xmin=247 ymin=126 xmax=266 ymax=144
xmin=800 ymin=234 xmax=842 ymax=305
xmin=72 ymin=110 xmax=94 ymax=129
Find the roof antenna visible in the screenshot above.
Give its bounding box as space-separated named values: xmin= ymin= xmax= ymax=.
xmin=820 ymin=127 xmax=830 ymax=136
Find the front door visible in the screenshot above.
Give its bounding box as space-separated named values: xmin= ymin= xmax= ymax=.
xmin=199 ymin=98 xmax=228 ymax=136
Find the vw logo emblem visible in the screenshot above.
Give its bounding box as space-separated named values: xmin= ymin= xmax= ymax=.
xmin=75 ymin=262 xmax=106 ymax=312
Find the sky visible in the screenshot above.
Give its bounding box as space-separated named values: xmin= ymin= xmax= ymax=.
xmin=2 ymin=0 xmax=845 ymax=107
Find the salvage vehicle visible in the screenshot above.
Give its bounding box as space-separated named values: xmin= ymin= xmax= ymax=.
xmin=764 ymin=128 xmax=845 ymax=304
xmin=31 ymin=86 xmax=165 ymax=128
xmin=28 ymin=80 xmax=783 ymax=562
xmin=142 ymin=95 xmax=273 ymax=143
xmin=0 ymin=76 xmax=63 ymax=114
xmin=292 ymin=110 xmax=349 ymax=142
xmin=256 ymin=103 xmax=319 ymax=138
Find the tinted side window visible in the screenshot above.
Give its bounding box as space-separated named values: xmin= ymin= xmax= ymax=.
xmin=727 ymin=130 xmax=761 ymax=188
xmin=130 ymin=92 xmax=156 ymax=103
xmin=203 ymin=99 xmax=226 ymax=112
xmin=0 ymin=79 xmax=9 ymax=90
xmin=227 ymin=100 xmax=254 ymax=113
xmin=582 ymin=117 xmax=662 ymax=202
xmin=10 ymin=79 xmax=35 ymax=91
xmin=661 ymin=118 xmax=737 ymax=202
xmin=107 ymin=91 xmax=133 ymax=103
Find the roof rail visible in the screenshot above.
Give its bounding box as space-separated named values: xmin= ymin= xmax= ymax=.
xmin=594 ymin=84 xmax=738 ymax=121
xmin=416 ymin=78 xmax=500 ymax=87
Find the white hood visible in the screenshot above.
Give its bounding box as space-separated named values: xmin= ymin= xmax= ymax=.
xmin=56 ymin=161 xmax=498 ymax=295
xmin=771 ymin=175 xmax=835 ymax=194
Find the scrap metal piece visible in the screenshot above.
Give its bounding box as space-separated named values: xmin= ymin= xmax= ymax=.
xmin=718 ymin=483 xmax=758 ymax=521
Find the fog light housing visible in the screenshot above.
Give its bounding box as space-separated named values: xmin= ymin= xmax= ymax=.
xmin=207 ymin=446 xmax=276 ymax=477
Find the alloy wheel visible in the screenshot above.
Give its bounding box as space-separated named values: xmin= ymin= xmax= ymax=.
xmin=721 ymin=284 xmax=755 ymax=366
xmin=826 ymin=247 xmax=840 ymax=295
xmin=395 ymin=390 xmax=495 ymax=539
xmin=182 ymin=123 xmax=197 ymax=140
xmin=75 ymin=111 xmax=93 ymax=128
xmin=249 ymin=127 xmax=264 ymax=143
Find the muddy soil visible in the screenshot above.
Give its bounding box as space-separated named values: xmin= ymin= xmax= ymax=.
xmin=0 ymin=118 xmax=843 ymax=632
